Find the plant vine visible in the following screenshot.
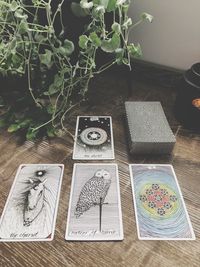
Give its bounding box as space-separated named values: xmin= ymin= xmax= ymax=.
xmin=0 ymin=0 xmax=153 ymax=140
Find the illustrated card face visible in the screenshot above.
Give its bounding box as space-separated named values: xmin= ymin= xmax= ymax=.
xmin=65 ymin=164 xmax=123 ymax=241
xmin=73 ymin=116 xmax=115 ymax=160
xmin=129 ymin=164 xmax=195 ymax=240
xmin=0 ymin=164 xmax=64 ymax=242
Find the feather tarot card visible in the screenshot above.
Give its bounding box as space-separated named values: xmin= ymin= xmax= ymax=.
xmin=130 ymin=164 xmax=195 ymax=240
xmin=0 ymin=164 xmax=64 ymax=242
xmin=65 ymin=164 xmax=123 ymax=241
xmin=73 ymin=116 xmax=115 ymax=160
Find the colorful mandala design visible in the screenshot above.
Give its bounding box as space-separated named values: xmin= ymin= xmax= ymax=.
xmin=139 ymin=183 xmax=178 ymax=218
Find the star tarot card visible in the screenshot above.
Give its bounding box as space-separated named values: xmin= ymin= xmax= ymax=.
xmin=65 ymin=164 xmax=123 ymax=241
xmin=73 ymin=116 xmax=115 ymax=160
xmin=0 ymin=164 xmax=64 ymax=242
xmin=129 ymin=164 xmax=195 ymax=240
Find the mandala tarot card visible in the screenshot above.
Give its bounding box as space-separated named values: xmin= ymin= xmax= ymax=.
xmin=73 ymin=116 xmax=115 ymax=160
xmin=129 ymin=164 xmax=195 ymax=240
xmin=65 ymin=164 xmax=123 ymax=241
xmin=0 ymin=164 xmax=64 ymax=242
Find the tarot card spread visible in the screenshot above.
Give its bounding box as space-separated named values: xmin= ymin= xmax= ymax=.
xmin=73 ymin=116 xmax=114 ymax=160
xmin=0 ymin=164 xmax=64 ymax=242
xmin=130 ymin=164 xmax=195 ymax=240
xmin=65 ymin=164 xmax=123 ymax=241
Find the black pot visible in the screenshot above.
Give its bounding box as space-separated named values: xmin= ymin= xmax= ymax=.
xmin=184 ymin=63 xmax=200 ymax=87
xmin=174 ymin=63 xmax=200 ymax=130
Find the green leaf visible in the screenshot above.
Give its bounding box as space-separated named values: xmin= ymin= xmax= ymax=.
xmin=63 ymin=39 xmax=74 ymax=56
xmin=122 ymin=17 xmax=132 ymax=29
xmin=58 ymin=40 xmax=74 ymax=56
xmin=115 ymin=48 xmax=124 ymax=64
xmin=79 ymin=35 xmax=89 ymax=49
xmin=47 ymin=105 xmax=55 ymax=115
xmin=93 ymin=0 xmax=109 ymax=7
xmin=18 ymin=21 xmax=28 ymax=34
xmin=34 ymin=33 xmax=46 ymax=42
xmin=54 ymin=73 xmax=64 ymax=87
xmin=12 ymin=54 xmax=21 ymax=67
xmin=122 ymin=58 xmax=129 ymax=65
xmin=89 ymin=32 xmax=101 ymax=47
xmin=47 ymin=127 xmax=56 ymax=137
xmin=116 ymin=0 xmax=127 ymax=6
xmin=80 ymin=0 xmax=93 ymax=9
xmin=39 ymin=49 xmax=52 ymax=69
xmin=71 ymin=2 xmax=89 ymax=17
xmin=7 ymin=119 xmax=31 ymax=133
xmin=19 ymin=119 xmax=31 ymax=128
xmin=101 ymin=33 xmax=120 ymax=53
xmin=26 ymin=128 xmax=38 ymax=140
xmin=111 ymin=33 xmax=121 ymax=48
xmin=128 ymin=43 xmax=142 ymax=58
xmin=44 ymin=83 xmax=60 ymax=96
xmin=99 ymin=0 xmax=109 ymax=8
xmin=141 ymin=12 xmax=153 ymax=23
xmin=57 ymin=47 xmax=66 ymax=55
xmin=94 ymin=5 xmax=105 ymax=15
xmin=10 ymin=1 xmax=18 ymax=11
xmin=54 ymin=129 xmax=65 ymax=137
xmin=9 ymin=38 xmax=16 ymax=50
xmin=7 ymin=124 xmax=20 ymax=133
xmin=112 ymin=22 xmax=121 ymax=33
xmin=14 ymin=9 xmax=28 ymax=19
xmin=107 ymin=0 xmax=117 ymax=11
xmin=122 ymin=4 xmax=129 ymax=13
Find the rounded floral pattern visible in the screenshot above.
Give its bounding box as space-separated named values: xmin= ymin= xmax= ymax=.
xmin=139 ymin=183 xmax=178 ymax=217
xmin=80 ymin=127 xmax=108 ymax=146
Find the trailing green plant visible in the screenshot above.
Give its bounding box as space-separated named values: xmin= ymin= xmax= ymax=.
xmin=0 ymin=0 xmax=153 ymax=140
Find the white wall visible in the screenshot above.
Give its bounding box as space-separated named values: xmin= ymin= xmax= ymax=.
xmin=128 ymin=0 xmax=200 ymax=70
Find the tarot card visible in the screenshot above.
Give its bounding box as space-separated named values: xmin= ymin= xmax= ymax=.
xmin=129 ymin=164 xmax=195 ymax=240
xmin=65 ymin=164 xmax=123 ymax=241
xmin=0 ymin=164 xmax=64 ymax=242
xmin=73 ymin=116 xmax=115 ymax=160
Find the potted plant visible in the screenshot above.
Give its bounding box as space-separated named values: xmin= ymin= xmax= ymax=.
xmin=0 ymin=0 xmax=153 ymax=140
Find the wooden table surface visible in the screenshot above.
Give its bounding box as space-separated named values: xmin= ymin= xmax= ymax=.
xmin=0 ymin=73 xmax=200 ymax=267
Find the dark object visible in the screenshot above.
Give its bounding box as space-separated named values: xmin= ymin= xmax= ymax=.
xmin=174 ymin=63 xmax=200 ymax=130
xmin=125 ymin=101 xmax=176 ymax=155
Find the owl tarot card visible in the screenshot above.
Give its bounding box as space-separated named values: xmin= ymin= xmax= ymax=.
xmin=65 ymin=164 xmax=123 ymax=241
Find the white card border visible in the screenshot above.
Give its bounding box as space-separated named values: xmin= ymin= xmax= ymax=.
xmin=0 ymin=164 xmax=64 ymax=242
xmin=72 ymin=116 xmax=115 ymax=160
xmin=129 ymin=164 xmax=196 ymax=240
xmin=65 ymin=163 xmax=123 ymax=241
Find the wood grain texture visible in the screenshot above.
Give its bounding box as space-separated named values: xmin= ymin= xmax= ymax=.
xmin=0 ymin=73 xmax=200 ymax=267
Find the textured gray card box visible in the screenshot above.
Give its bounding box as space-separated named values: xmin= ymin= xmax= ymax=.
xmin=125 ymin=101 xmax=176 ymax=154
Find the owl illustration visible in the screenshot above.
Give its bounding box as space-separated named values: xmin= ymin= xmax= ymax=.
xmin=74 ymin=169 xmax=111 ymax=218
